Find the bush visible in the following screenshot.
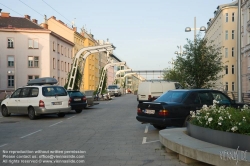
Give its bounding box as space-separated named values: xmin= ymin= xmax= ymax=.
xmin=189 ymin=101 xmax=250 ymax=135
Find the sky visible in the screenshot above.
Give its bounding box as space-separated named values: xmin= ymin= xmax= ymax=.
xmin=0 ymin=0 xmax=234 ymax=71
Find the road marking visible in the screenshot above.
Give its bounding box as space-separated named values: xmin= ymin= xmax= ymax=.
xmin=49 ymin=121 xmax=63 ymax=127
xmin=0 ymin=144 xmax=8 ymax=148
xmin=20 ymin=130 xmax=42 ymax=139
xmin=142 ymin=137 xmax=160 ymax=144
xmin=142 ymin=137 xmax=147 ymax=144
xmin=67 ymin=116 xmax=75 ymax=120
xmin=144 ymin=125 xmax=148 ymax=133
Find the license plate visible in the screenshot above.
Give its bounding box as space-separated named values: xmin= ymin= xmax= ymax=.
xmin=145 ymin=109 xmax=155 ymax=114
xmin=52 ymin=102 xmax=62 ymax=105
xmin=74 ymin=98 xmax=81 ymax=101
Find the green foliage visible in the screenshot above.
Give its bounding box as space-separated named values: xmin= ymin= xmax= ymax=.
xmin=190 ymin=102 xmax=250 ymax=135
xmin=94 ymin=67 xmax=107 ymax=94
xmin=164 ymin=35 xmax=225 ymax=89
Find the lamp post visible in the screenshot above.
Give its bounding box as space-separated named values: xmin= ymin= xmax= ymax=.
xmin=185 ymin=17 xmax=206 ymax=40
xmin=174 ymin=45 xmax=186 ymax=56
xmin=237 ymin=0 xmax=242 ymax=102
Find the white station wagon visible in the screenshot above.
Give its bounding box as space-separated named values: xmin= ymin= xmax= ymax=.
xmin=1 ymin=77 xmax=71 ymax=120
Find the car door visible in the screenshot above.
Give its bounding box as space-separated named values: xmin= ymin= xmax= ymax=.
xmin=210 ymin=91 xmax=232 ymax=107
xmin=7 ymin=88 xmax=22 ymax=113
xmin=18 ymin=87 xmax=30 ymax=114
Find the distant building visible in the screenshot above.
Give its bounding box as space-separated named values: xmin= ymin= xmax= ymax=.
xmin=205 ymin=1 xmax=238 ymax=92
xmin=0 ymin=12 xmax=74 ymax=91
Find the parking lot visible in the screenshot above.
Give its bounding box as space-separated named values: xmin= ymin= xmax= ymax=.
xmin=0 ymin=94 xmax=210 ymax=166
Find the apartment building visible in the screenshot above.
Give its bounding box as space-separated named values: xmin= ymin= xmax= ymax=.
xmin=0 ymin=12 xmax=74 ymax=91
xmin=205 ymin=1 xmax=238 ymax=92
xmin=241 ymin=0 xmax=250 ymax=92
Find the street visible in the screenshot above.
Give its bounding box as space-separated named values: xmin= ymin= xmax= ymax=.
xmin=0 ymin=94 xmax=209 ymax=166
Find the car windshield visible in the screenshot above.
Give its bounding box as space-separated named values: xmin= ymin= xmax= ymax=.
xmin=108 ymin=86 xmax=117 ymax=89
xmin=68 ymin=91 xmax=84 ymax=97
xmin=155 ymin=91 xmax=188 ymax=103
xmin=42 ymin=86 xmax=67 ymax=97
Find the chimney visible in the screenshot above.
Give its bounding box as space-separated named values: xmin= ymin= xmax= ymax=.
xmin=32 ymin=19 xmax=38 ymax=24
xmin=73 ymin=27 xmax=77 ymax=32
xmin=41 ymin=23 xmax=48 ymax=29
xmin=1 ymin=12 xmax=10 ymax=18
xmin=24 ymin=15 xmax=30 ymax=20
xmin=51 ymin=16 xmax=56 ymax=20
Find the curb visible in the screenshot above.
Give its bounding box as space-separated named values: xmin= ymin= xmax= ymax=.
xmin=159 ymin=128 xmax=250 ymax=166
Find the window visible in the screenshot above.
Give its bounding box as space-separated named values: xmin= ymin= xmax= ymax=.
xmin=61 ymin=78 xmax=64 ymax=85
xmin=225 ymin=48 xmax=228 ymax=58
xmin=28 ymin=75 xmax=39 ymax=82
xmin=68 ymin=63 xmax=70 ymax=72
xmin=28 ymin=56 xmax=39 ymax=67
xmin=8 ymin=56 xmax=14 ymax=67
xmin=225 ymin=30 xmax=228 ymax=40
xmin=68 ymin=48 xmax=70 ymax=58
xmin=61 ymin=61 xmax=63 ymax=71
xmin=232 ymin=30 xmax=235 ymax=39
xmin=53 ymin=42 xmax=55 ymax=51
xmin=232 ymin=47 xmax=234 ymax=57
xmin=58 ymin=77 xmax=60 ymax=85
xmin=28 ymin=39 xmax=38 ymax=49
xmin=8 ymin=75 xmax=14 ymax=87
xmin=225 ymin=65 xmax=228 ymax=74
xmin=226 ymin=13 xmax=228 ymax=22
xmin=65 ymin=62 xmax=67 ymax=72
xmin=61 ymin=46 xmax=63 ymax=55
xmin=65 ymin=47 xmax=67 ymax=57
xmin=57 ymin=60 xmax=60 ymax=70
xmin=20 ymin=88 xmax=30 ymax=98
xmin=232 ymin=82 xmax=235 ymax=91
xmin=211 ymin=92 xmax=230 ymax=104
xmin=57 ymin=44 xmax=60 ymax=54
xmin=232 ymin=13 xmax=235 ymax=22
xmin=225 ymin=82 xmax=228 ymax=91
xmin=7 ymin=38 xmax=14 ymax=48
xmin=53 ymin=58 xmax=56 ymax=69
xmin=30 ymin=88 xmax=39 ymax=97
xmin=11 ymin=88 xmax=21 ymax=98
xmin=232 ymin=65 xmax=234 ymax=74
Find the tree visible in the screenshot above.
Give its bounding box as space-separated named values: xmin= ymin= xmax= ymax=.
xmin=164 ymin=35 xmax=225 ymax=89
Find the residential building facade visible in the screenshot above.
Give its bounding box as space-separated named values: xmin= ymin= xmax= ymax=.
xmin=0 ymin=12 xmax=74 ymax=91
xmin=205 ymin=1 xmax=238 ymax=92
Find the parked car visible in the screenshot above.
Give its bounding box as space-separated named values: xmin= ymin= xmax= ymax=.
xmin=1 ymin=77 xmax=71 ymax=120
xmin=107 ymin=85 xmax=122 ymax=97
xmin=137 ymin=81 xmax=182 ymax=103
xmin=136 ymin=89 xmax=247 ymax=130
xmin=67 ymin=90 xmax=87 ymax=113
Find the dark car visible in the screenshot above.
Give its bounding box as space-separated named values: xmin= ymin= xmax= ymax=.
xmin=67 ymin=90 xmax=87 ymax=113
xmin=136 ymin=89 xmax=247 ymax=130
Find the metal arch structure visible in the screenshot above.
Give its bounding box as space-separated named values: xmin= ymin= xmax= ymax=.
xmin=67 ymin=44 xmax=114 ymax=90
xmin=97 ymin=61 xmax=126 ymax=94
xmin=113 ymin=69 xmax=132 ymax=84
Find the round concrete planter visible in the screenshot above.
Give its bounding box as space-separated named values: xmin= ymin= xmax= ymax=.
xmin=187 ymin=122 xmax=250 ymax=152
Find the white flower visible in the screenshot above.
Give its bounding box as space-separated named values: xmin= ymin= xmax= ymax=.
xmin=190 ymin=111 xmax=193 ymax=114
xmin=219 ymin=116 xmax=223 ymax=121
xmin=208 ymin=117 xmax=213 ymax=123
xmin=231 ymin=126 xmax=238 ymax=132
xmin=218 ymin=122 xmax=222 ymax=125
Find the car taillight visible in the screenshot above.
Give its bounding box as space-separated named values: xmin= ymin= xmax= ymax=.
xmin=148 ymin=95 xmax=151 ymax=101
xmin=68 ymin=98 xmax=71 ymax=106
xmin=82 ymin=97 xmax=87 ymax=101
xmin=159 ymin=109 xmax=169 ymax=116
xmin=137 ymin=108 xmax=142 ymax=114
xmin=39 ymin=100 xmax=45 ymax=107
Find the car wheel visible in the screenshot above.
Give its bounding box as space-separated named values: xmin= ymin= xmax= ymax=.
xmin=1 ymin=106 xmax=11 ymax=117
xmin=183 ymin=115 xmax=191 ymax=127
xmin=28 ymin=107 xmax=37 ymax=120
xmin=58 ymin=113 xmax=65 ymax=117
xmin=153 ymin=125 xmax=167 ymax=130
xmin=75 ymin=109 xmax=82 ymax=113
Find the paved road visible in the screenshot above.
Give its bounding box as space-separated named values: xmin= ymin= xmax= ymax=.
xmin=0 ymin=94 xmax=210 ymax=166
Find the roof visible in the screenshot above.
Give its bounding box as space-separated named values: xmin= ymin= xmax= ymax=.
xmin=0 ymin=17 xmax=45 ymax=29
xmin=169 ymin=89 xmax=220 ymax=92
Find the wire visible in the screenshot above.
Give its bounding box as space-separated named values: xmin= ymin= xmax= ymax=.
xmin=19 ymin=0 xmax=44 ymax=17
xmin=41 ymin=0 xmax=72 ymax=26
xmin=0 ymin=2 xmax=23 ymax=16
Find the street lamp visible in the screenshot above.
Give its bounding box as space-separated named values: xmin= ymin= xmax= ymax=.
xmin=174 ymin=45 xmax=186 ymax=56
xmin=185 ymin=17 xmax=206 ymax=40
xmin=237 ymin=0 xmax=242 ymax=102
